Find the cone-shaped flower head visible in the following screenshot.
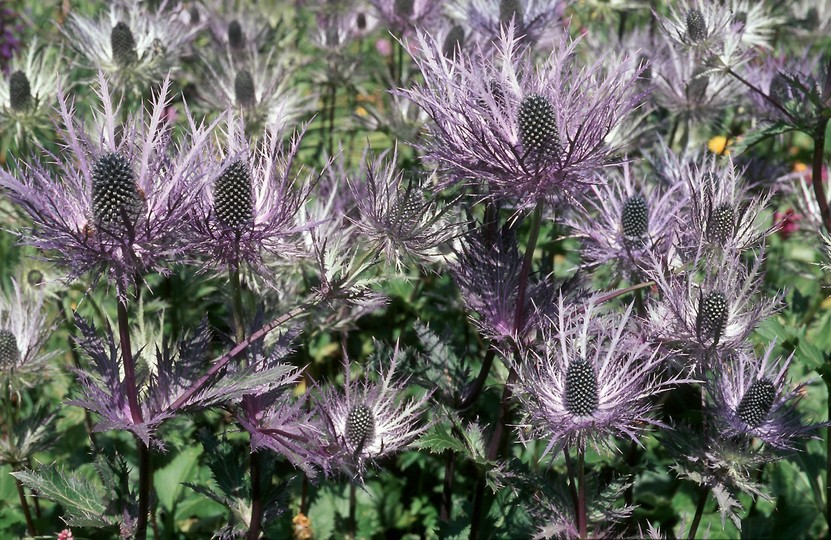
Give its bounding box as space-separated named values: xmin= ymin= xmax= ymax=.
xmin=201 ymin=44 xmax=307 ymax=134
xmin=399 ymin=24 xmax=648 ymax=208
xmin=569 ymin=161 xmax=682 ymax=278
xmin=347 ymin=147 xmax=459 ymax=270
xmin=708 ymin=343 xmax=825 ymax=450
xmin=0 ymin=280 xmax=57 ymax=393
xmin=316 ymin=344 xmax=432 ymax=480
xmin=187 ymin=115 xmax=316 ymax=272
xmin=646 ymin=249 xmax=779 ymax=368
xmin=0 ymin=40 xmax=61 ymax=143
xmin=368 ymin=0 xmax=443 ymax=36
xmin=0 ymin=74 xmax=215 ymax=294
xmin=64 ymin=1 xmax=202 ymax=96
xmin=514 ymin=297 xmax=685 ymax=454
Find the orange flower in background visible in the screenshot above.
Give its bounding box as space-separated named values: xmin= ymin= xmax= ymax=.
xmin=293 ymin=513 xmax=313 ymax=540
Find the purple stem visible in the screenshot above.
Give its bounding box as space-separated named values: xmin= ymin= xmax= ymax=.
xmin=811 ymin=118 xmax=831 ymax=233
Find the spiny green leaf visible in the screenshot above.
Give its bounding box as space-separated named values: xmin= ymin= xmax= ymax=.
xmin=11 ymin=465 xmax=118 ymax=528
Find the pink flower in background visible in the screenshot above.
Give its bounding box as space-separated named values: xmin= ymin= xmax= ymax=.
xmin=57 ymin=529 xmax=74 ymax=540
xmin=773 ymin=209 xmax=801 ymax=239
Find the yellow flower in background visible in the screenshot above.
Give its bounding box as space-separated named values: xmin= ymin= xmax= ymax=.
xmin=793 ymin=162 xmax=808 ymax=174
xmin=293 ymin=513 xmax=313 ymax=540
xmin=707 ymin=135 xmax=731 ymax=155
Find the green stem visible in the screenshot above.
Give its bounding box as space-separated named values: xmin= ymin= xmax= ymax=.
xmin=229 ymin=265 xmax=246 ymax=349
xmin=688 ymin=485 xmax=710 ymax=540
xmin=136 ymin=441 xmax=151 ymax=540
xmin=513 ymin=201 xmax=544 ymax=328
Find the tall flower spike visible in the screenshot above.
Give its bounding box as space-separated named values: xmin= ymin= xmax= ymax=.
xmin=187 ymin=115 xmax=317 ymax=273
xmin=708 ymin=343 xmax=825 ymax=450
xmin=0 ymin=280 xmax=57 ymax=394
xmin=645 ymin=249 xmax=779 ymax=368
xmin=514 ymin=297 xmax=686 ymax=455
xmin=0 ymin=73 xmax=215 ymax=294
xmin=568 ymin=161 xmax=683 ymax=278
xmin=64 ymin=1 xmax=202 ymax=96
xmin=0 ymin=40 xmax=61 ymax=143
xmin=316 ymin=344 xmax=432 ymax=481
xmin=347 ymin=147 xmax=460 ymax=271
xmin=201 ymin=44 xmax=307 ymax=135
xmin=399 ymin=24 xmax=648 ymax=208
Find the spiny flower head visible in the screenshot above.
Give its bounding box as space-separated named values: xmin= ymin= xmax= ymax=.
xmin=656 ymin=0 xmax=732 ymax=58
xmin=446 ymin=0 xmax=565 ymax=48
xmin=646 ymin=249 xmax=779 ymax=367
xmin=708 ymin=343 xmax=825 ymax=450
xmin=656 ymin=147 xmax=775 ymax=256
xmin=187 ymin=115 xmax=316 ymax=272
xmin=0 ymin=74 xmax=215 ymax=294
xmin=316 ymin=344 xmax=432 ymax=481
xmin=0 ymin=280 xmax=57 ymax=393
xmin=399 ymin=25 xmax=648 ymax=208
xmin=568 ymin=161 xmax=683 ymax=278
xmin=201 ymin=44 xmax=307 ymax=135
xmin=64 ymin=1 xmax=202 ymax=96
xmin=204 ymin=0 xmax=284 ymax=52
xmin=347 ymin=147 xmax=459 ymax=271
xmin=0 ymin=40 xmax=61 ymax=143
xmin=368 ymin=0 xmax=443 ymax=36
xmin=651 ymin=38 xmax=742 ymax=125
xmin=514 ymin=297 xmax=684 ymax=455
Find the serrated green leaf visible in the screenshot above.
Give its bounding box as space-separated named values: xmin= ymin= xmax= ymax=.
xmin=413 ymin=425 xmax=466 ymax=455
xmin=732 ymin=121 xmax=796 ymax=155
xmin=11 ymin=465 xmax=117 ymax=528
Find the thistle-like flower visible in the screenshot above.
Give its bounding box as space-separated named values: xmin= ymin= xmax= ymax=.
xmin=187 ymin=116 xmax=316 ymax=272
xmin=708 ymin=343 xmax=824 ymax=450
xmin=204 ymin=0 xmax=282 ymax=52
xmin=0 ymin=40 xmax=61 ymax=144
xmin=447 ymin=0 xmax=565 ymax=47
xmin=0 ymin=74 xmax=214 ymax=294
xmin=652 ymin=39 xmax=742 ymax=127
xmin=0 ymin=280 xmax=57 ymax=394
xmin=399 ymin=25 xmax=648 ymax=208
xmin=347 ymin=148 xmax=459 ymax=270
xmin=368 ymin=0 xmax=443 ymax=36
xmin=664 ymin=422 xmax=772 ymax=530
xmin=64 ymin=0 xmax=202 ymax=96
xmin=569 ymin=162 xmax=682 ymax=278
xmin=514 ymin=297 xmax=682 ymax=455
xmin=646 ymin=250 xmax=778 ymax=366
xmin=451 ymin=224 xmax=557 ymax=344
xmin=728 ymin=0 xmax=782 ymax=50
xmin=658 ymin=148 xmax=775 ymax=255
xmin=316 ymin=345 xmax=432 ymax=480
xmin=200 ymin=44 xmax=307 ymax=135
xmin=656 ymin=0 xmax=732 ymax=58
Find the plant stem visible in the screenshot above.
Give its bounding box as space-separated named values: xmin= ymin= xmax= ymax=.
xmin=726 ymin=68 xmax=796 ymax=124
xmin=247 ymin=452 xmax=263 ymax=540
xmin=348 ymin=482 xmax=357 ymax=538
xmin=440 ymin=450 xmax=455 ymax=522
xmin=116 ymin=297 xmax=143 ymax=425
xmin=826 ymin=376 xmax=831 ymax=531
xmin=563 ymin=447 xmax=579 ymax=516
xmin=116 ymin=295 xmax=151 ymax=540
xmin=513 ymin=202 xmax=544 ymax=328
xmin=468 ymin=477 xmax=486 ymax=540
xmin=811 ymin=118 xmax=831 ymax=233
xmin=459 ymin=347 xmax=495 ymax=409
xmin=688 ymin=485 xmax=710 ymax=540
xmin=229 ymin=265 xmax=246 ymax=347
xmin=577 ymin=449 xmax=587 ymax=539
xmin=136 ymin=442 xmax=151 ymax=540
xmin=15 ymin=475 xmax=36 ymax=536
